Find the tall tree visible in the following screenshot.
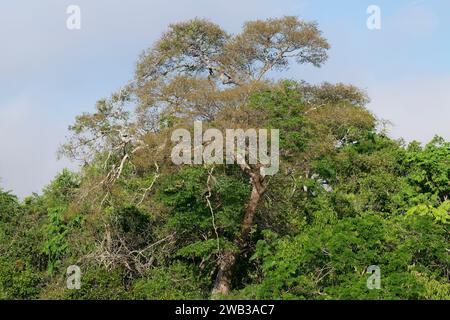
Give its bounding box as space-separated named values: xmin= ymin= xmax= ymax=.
xmin=61 ymin=16 xmax=334 ymax=295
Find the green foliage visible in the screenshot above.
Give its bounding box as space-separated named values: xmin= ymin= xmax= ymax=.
xmin=42 ymin=266 xmax=130 ymax=300
xmin=133 ymin=263 xmax=207 ymax=300
xmin=248 ymin=81 xmax=306 ymax=153
xmin=158 ymin=167 xmax=248 ymax=280
xmin=2 ymin=110 xmax=449 ymax=301
xmin=160 ymin=167 xmax=249 ymax=236
xmin=0 ymin=190 xmax=20 ymax=221
xmin=0 ymin=191 xmax=46 ymax=299
xmin=0 ymin=259 xmax=42 ymax=299
xmin=41 ymin=169 xmax=81 ymax=274
xmin=403 ymin=137 xmax=450 ymax=204
xmin=407 ymin=201 xmax=450 ymax=224
xmin=246 ymin=214 xmax=449 ymax=300
xmin=1 ymin=17 xmax=449 ymax=300
xmin=41 ymin=207 xmax=69 ymax=274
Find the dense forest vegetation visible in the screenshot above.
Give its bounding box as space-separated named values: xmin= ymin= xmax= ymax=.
xmin=0 ymin=16 xmax=449 ymax=300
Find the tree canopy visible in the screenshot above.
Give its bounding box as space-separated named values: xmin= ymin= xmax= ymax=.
xmin=0 ymin=16 xmax=448 ymax=300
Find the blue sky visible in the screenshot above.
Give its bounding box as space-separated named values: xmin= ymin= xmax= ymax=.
xmin=1 ymin=0 xmax=449 ymax=197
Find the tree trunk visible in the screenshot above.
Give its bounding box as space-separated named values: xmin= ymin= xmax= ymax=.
xmin=212 ymin=251 xmax=236 ymax=296
xmin=212 ymin=171 xmax=265 ymax=296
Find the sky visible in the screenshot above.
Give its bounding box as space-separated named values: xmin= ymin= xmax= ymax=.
xmin=0 ymin=0 xmax=449 ymax=198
